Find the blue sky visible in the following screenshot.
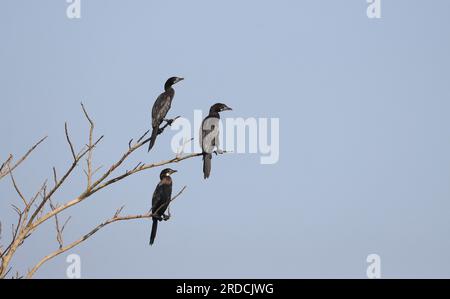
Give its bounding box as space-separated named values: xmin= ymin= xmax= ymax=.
xmin=1 ymin=0 xmax=450 ymax=278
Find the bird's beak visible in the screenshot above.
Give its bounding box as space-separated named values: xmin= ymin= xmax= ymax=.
xmin=170 ymin=169 xmax=178 ymax=174
xmin=175 ymin=77 xmax=184 ymax=84
xmin=223 ymin=106 xmax=232 ymax=111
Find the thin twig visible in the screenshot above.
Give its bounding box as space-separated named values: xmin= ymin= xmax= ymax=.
xmin=0 ymin=155 xmax=13 ymax=175
xmin=0 ymin=136 xmax=47 ymax=180
xmin=8 ymin=166 xmax=27 ymax=206
xmin=64 ymin=123 xmax=77 ymax=161
xmin=81 ymin=103 xmax=94 ymax=190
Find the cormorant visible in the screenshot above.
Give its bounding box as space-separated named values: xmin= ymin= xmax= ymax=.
xmin=148 ymin=77 xmax=184 ymax=151
xmin=200 ymin=103 xmax=232 ymax=179
xmin=149 ymin=168 xmax=177 ymax=245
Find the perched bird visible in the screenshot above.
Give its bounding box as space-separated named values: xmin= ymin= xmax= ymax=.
xmin=149 ymin=168 xmax=177 ymax=245
xmin=148 ymin=77 xmax=184 ymax=151
xmin=200 ymin=103 xmax=232 ymax=179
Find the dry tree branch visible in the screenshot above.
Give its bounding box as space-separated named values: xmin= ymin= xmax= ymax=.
xmin=81 ymin=102 xmax=94 ymax=190
xmin=8 ymin=166 xmax=27 ymax=207
xmin=25 ymin=186 xmax=187 ymax=279
xmin=0 ymin=136 xmax=47 ymax=181
xmin=26 ymin=131 xmax=104 ymax=227
xmin=0 ymin=205 xmax=23 ymax=262
xmin=1 ymin=103 xmax=228 ymax=279
xmin=64 ymin=123 xmax=77 ymax=161
xmin=27 ymin=148 xmax=227 ymax=232
xmin=22 ymin=180 xmax=48 ymax=231
xmin=138 ymin=116 xmax=180 ymax=146
xmin=48 ymin=199 xmax=71 ymax=250
xmin=0 ymin=155 xmax=12 ymax=176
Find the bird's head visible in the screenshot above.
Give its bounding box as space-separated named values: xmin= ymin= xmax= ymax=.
xmin=160 ymin=168 xmax=177 ymax=179
xmin=164 ymin=77 xmax=184 ymax=90
xmin=209 ymin=103 xmax=232 ymax=114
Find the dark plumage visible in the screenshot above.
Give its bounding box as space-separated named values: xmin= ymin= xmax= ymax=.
xmin=148 ymin=77 xmax=184 ymax=151
xmin=200 ymin=103 xmax=232 ymax=179
xmin=149 ymin=168 xmax=177 ymax=245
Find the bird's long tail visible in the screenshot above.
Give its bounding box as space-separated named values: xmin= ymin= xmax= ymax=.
xmin=203 ymin=153 xmax=212 ymax=179
xmin=148 ymin=127 xmax=159 ymax=152
xmin=149 ymin=218 xmax=158 ymax=245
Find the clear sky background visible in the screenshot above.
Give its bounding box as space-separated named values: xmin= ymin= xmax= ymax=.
xmin=1 ymin=0 xmax=450 ymax=278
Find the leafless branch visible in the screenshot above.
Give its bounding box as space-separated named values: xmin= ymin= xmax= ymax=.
xmin=26 ymin=134 xmax=103 ymax=228
xmin=52 ymin=167 xmax=58 ymax=186
xmin=140 ymin=116 xmax=180 ymax=145
xmin=25 ymin=186 xmax=187 ymax=278
xmin=64 ymin=123 xmax=77 ymax=161
xmin=8 ymin=166 xmax=27 ymax=207
xmin=48 ymin=199 xmax=71 ymax=250
xmin=81 ymin=102 xmax=94 ymax=190
xmin=0 ymin=137 xmax=47 ymax=181
xmin=0 ymin=155 xmax=12 ymax=175
xmin=0 ymin=206 xmax=23 ymax=261
xmin=1 ymin=102 xmax=228 ymax=279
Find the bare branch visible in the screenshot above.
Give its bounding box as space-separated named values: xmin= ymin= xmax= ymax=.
xmin=81 ymin=103 xmax=94 ymax=190
xmin=23 ymin=180 xmax=48 ymax=227
xmin=0 ymin=207 xmax=23 ymax=261
xmin=136 ymin=130 xmax=150 ymax=143
xmin=49 ymin=199 xmax=70 ymax=250
xmin=29 ymin=148 xmax=226 ymax=232
xmin=26 ymin=135 xmax=103 ymax=228
xmin=0 ymin=136 xmax=47 ymax=180
xmin=8 ymin=166 xmax=27 ymax=206
xmin=0 ymin=155 xmax=12 ymax=175
xmin=26 ymin=186 xmax=187 ymax=278
xmin=139 ymin=116 xmax=180 ymax=146
xmin=64 ymin=123 xmax=77 ymax=161
xmin=1 ymin=103 xmax=228 ymax=279
xmin=0 ymin=221 xmax=3 ymax=255
xmin=52 ymin=167 xmax=58 ymax=187
xmin=160 ymin=116 xmax=180 ymax=132
xmin=114 ymin=206 xmax=125 ymax=218
xmin=61 ymin=217 xmax=71 ymax=234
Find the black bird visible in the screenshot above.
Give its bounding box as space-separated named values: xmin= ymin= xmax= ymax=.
xmin=200 ymin=103 xmax=232 ymax=179
xmin=148 ymin=77 xmax=184 ymax=151
xmin=150 ymin=168 xmax=177 ymax=245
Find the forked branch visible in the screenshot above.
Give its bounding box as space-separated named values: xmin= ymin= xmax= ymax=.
xmin=25 ymin=186 xmax=187 ymax=278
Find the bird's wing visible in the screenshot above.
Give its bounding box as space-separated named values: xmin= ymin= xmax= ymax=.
xmin=151 ymin=92 xmax=173 ymax=128
xmin=152 ymin=182 xmax=172 ymax=215
xmin=151 ymin=182 xmax=164 ymax=213
xmin=164 ymin=185 xmax=172 ymax=207
xmin=200 ymin=116 xmax=220 ymax=153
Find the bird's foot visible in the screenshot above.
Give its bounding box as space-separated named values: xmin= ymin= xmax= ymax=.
xmin=214 ymin=149 xmax=224 ymax=155
xmin=152 ymin=215 xmax=163 ymax=221
xmin=162 ymin=214 xmax=170 ymax=221
xmin=163 ymin=118 xmax=174 ymax=126
xmin=157 ymin=128 xmax=164 ymax=134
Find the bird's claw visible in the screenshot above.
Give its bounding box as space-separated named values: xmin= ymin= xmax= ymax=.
xmin=164 ymin=118 xmax=174 ymax=126
xmin=162 ymin=214 xmax=170 ymax=221
xmin=214 ymin=149 xmax=224 ymax=155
